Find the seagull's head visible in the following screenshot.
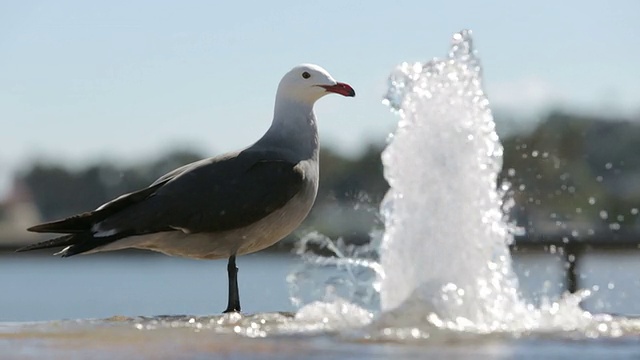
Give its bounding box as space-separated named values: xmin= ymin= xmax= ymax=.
xmin=276 ymin=64 xmax=355 ymax=104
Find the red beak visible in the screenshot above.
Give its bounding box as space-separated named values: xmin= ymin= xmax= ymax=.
xmin=319 ymin=82 xmax=356 ymax=97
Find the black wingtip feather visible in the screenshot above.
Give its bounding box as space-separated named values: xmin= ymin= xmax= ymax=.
xmin=26 ymin=180 xmax=169 ymax=235
xmin=26 ymin=213 xmax=94 ymax=234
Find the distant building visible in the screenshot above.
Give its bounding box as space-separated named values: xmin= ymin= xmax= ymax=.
xmin=0 ymin=179 xmax=42 ymax=246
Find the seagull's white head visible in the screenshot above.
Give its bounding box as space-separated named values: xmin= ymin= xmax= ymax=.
xmin=276 ymin=64 xmax=355 ymax=104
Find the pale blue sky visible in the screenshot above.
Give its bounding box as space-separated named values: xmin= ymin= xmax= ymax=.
xmin=1 ymin=1 xmax=639 ymax=197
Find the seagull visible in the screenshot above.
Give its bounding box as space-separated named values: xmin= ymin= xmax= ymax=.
xmin=17 ymin=64 xmax=355 ymax=313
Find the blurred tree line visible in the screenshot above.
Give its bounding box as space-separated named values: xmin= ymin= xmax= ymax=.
xmin=502 ymin=111 xmax=640 ymax=240
xmin=11 ymin=110 xmax=640 ymax=243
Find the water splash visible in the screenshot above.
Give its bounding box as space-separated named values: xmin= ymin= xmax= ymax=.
xmin=287 ymin=30 xmax=609 ymax=336
xmin=287 ymin=231 xmax=382 ymax=311
xmin=379 ymin=30 xmax=527 ymax=330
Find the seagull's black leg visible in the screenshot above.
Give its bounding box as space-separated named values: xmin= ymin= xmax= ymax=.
xmin=223 ymin=255 xmax=241 ymax=313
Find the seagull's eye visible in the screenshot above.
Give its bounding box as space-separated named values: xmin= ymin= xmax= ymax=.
xmin=302 ymin=71 xmax=310 ymax=79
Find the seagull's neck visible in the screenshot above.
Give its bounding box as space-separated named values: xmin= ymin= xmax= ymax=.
xmin=257 ymin=97 xmax=319 ymax=161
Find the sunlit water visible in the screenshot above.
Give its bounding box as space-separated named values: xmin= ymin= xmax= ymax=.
xmin=5 ymin=30 xmax=640 ymax=358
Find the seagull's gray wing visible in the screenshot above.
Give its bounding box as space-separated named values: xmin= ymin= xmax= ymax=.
xmin=97 ymin=149 xmax=306 ymax=234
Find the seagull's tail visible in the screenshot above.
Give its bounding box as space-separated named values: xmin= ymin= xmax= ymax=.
xmin=18 ymin=212 xmax=101 ymax=256
xmin=15 ymin=232 xmax=117 ymax=257
xmin=15 ymin=234 xmax=77 ymax=254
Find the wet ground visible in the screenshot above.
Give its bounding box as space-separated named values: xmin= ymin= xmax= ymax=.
xmin=4 ymin=314 xmax=640 ymax=360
